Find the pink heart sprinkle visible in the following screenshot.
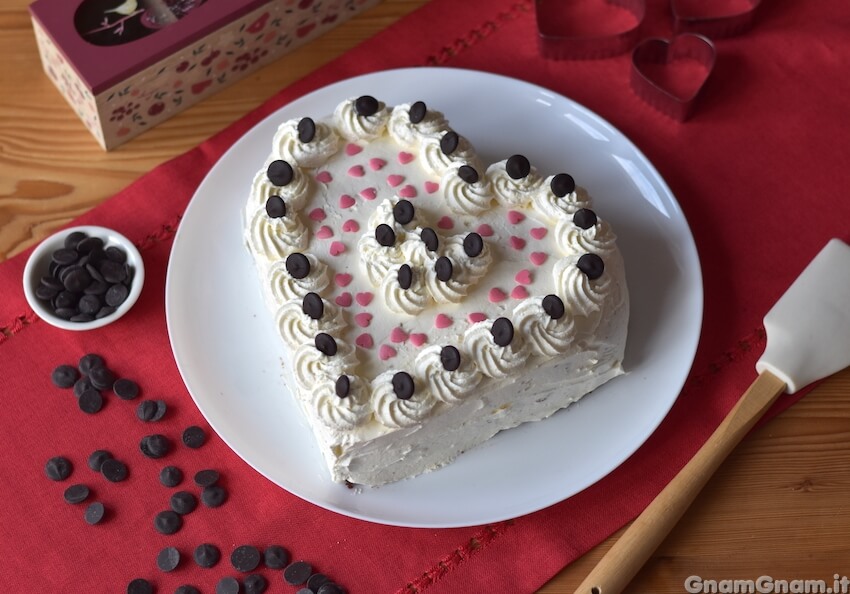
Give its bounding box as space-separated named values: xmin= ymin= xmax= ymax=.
xmin=354 ymin=313 xmax=372 ymax=328
xmin=390 ymin=327 xmax=408 ymax=343
xmin=424 ymin=181 xmax=439 ymax=194
xmin=434 ymin=314 xmax=453 ymax=329
xmin=530 ymin=252 xmax=549 ymax=266
xmin=409 ymin=333 xmax=427 ymax=347
xmin=308 ymin=208 xmax=326 ymax=222
xmin=359 ymin=187 xmax=377 ymax=201
xmin=348 ymin=165 xmax=365 ymax=178
xmin=398 ymin=184 xmax=417 ymax=198
xmin=342 ymin=219 xmax=360 ymax=233
xmin=468 ymin=312 xmax=487 ymax=324
xmin=315 ymin=171 xmax=332 ymax=184
xmin=356 ymin=292 xmax=374 ymax=307
xmin=515 ymin=269 xmax=533 ymax=285
xmin=345 ymin=143 xmax=362 ymax=156
xmin=339 ymin=194 xmax=355 ymax=209
xmin=437 ymin=216 xmax=454 ymax=230
xmin=387 ymin=174 xmax=405 ymax=188
xmin=509 ymin=236 xmax=526 ymax=250
xmin=369 ymin=158 xmax=387 ymax=171
xmin=329 ymin=241 xmax=346 ymax=256
xmin=511 ymin=286 xmax=530 ymax=300
xmin=398 ymin=151 xmax=415 ymax=164
xmin=316 ymin=225 xmax=333 ymax=239
xmin=488 ymin=288 xmax=507 ymax=303
xmin=335 ymin=292 xmax=352 ymax=307
xmin=355 ymin=333 xmax=374 ymax=349
xmin=507 ymin=210 xmax=526 ymax=225
xmin=334 ymin=273 xmax=352 ymax=287
xmin=530 ymin=227 xmax=548 ymax=240
xmin=379 ymin=345 xmax=397 ymax=361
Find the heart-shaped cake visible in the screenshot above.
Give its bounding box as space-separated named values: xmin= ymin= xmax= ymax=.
xmin=243 ymin=96 xmax=629 ymax=486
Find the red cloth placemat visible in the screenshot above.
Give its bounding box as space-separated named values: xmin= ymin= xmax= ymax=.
xmin=2 ymin=0 xmax=850 ymax=592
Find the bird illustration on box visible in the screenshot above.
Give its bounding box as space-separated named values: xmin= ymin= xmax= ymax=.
xmin=77 ymin=0 xmax=208 ymax=45
xmin=104 ymin=0 xmax=139 ymax=16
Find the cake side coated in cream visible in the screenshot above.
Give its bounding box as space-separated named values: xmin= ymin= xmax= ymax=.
xmin=243 ymin=97 xmax=629 ymax=486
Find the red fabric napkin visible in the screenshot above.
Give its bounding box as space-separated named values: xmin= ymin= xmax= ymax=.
xmin=2 ymin=0 xmax=850 ymax=592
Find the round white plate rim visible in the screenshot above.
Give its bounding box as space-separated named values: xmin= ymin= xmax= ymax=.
xmin=166 ymin=67 xmax=703 ymax=528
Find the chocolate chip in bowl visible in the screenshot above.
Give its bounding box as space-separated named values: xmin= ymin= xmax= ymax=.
xmin=22 ymin=225 xmax=144 ymax=331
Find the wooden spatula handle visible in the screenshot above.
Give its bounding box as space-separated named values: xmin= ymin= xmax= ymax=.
xmin=574 ymin=370 xmax=787 ymax=594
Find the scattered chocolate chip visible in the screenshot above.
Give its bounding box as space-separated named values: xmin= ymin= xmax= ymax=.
xmin=463 ymin=232 xmax=484 ymax=257
xmin=140 ymin=434 xmax=172 ymax=459
xmin=542 ymin=295 xmax=566 ymax=320
xmin=420 ymin=227 xmax=439 ymax=252
xmin=335 ymin=375 xmax=350 ymax=399
xmin=302 ymin=292 xmax=324 ymax=320
xmin=397 ymin=264 xmax=413 ymax=290
xmin=307 ymin=574 xmax=332 ymax=591
xmin=573 ymin=208 xmax=598 ymax=229
xmin=112 ymin=377 xmax=140 ymax=400
xmin=392 ymin=199 xmax=415 ymax=225
xmin=74 ymin=377 xmax=95 ymax=399
xmin=127 ymin=578 xmax=154 ymax=594
xmin=79 ymin=353 xmax=105 ymax=375
xmin=194 ymin=543 xmax=221 ymax=568
xmin=440 ymin=346 xmax=461 ymax=372
xmin=231 ymin=545 xmax=261 ymax=572
xmin=101 ymin=458 xmax=128 ymax=482
xmin=296 ymin=589 xmax=313 ymax=594
xmin=45 ymin=456 xmax=72 ymax=481
xmin=392 ymin=371 xmax=414 ymax=400
xmin=160 ymin=465 xmax=183 ymax=488
xmin=216 ymin=577 xmax=240 ymax=594
xmin=354 ymin=95 xmax=379 ymax=117
xmin=375 ymin=224 xmax=396 ymax=247
xmin=298 ymin=117 xmax=316 ymax=143
xmin=577 ymin=253 xmax=605 ymax=280
xmin=263 ymin=545 xmax=289 ymax=570
xmin=201 ymin=485 xmax=228 ymax=508
xmin=317 ymin=584 xmax=345 ymax=594
xmin=283 ymin=561 xmax=313 ymax=585
xmin=87 ymin=450 xmax=112 ymax=472
xmin=157 ymin=546 xmax=181 ymax=572
xmin=506 ymin=154 xmax=531 ymax=179
xmin=440 ymin=130 xmax=459 ymax=155
xmin=244 ymin=574 xmax=268 ymax=594
xmin=136 ymin=399 xmax=167 ymax=422
xmin=194 ymin=469 xmax=220 ymax=488
xmin=182 ymin=425 xmax=207 ymax=449
xmin=84 ymin=501 xmax=106 ymax=525
xmin=51 ymin=365 xmax=79 ymax=388
xmin=154 ymin=510 xmax=182 ymax=535
xmin=265 ymin=195 xmax=286 ymax=219
xmin=267 ymin=160 xmax=294 ymax=186
xmin=285 ymin=253 xmax=311 ymax=279
xmin=88 ymin=365 xmax=115 ymax=390
xmin=435 ymin=257 xmax=453 ymax=282
xmin=63 ymin=484 xmax=90 ymax=504
xmin=551 ymin=173 xmax=576 ymax=197
xmin=491 ymin=317 xmax=515 ymax=347
xmin=315 ymin=333 xmax=338 ymax=357
xmin=78 ymin=388 xmax=104 ymax=414
xmin=409 ymin=100 xmax=426 ymax=124
xmin=175 ymin=586 xmax=201 ymax=594
xmin=457 ymin=164 xmax=479 ymax=184
xmin=170 ymin=491 xmax=198 ymax=515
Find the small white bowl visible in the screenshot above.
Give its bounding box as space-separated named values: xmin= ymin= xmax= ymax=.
xmin=22 ymin=225 xmax=145 ymax=331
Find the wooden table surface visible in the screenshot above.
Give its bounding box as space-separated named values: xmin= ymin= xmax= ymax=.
xmin=2 ymin=1 xmax=849 ymax=592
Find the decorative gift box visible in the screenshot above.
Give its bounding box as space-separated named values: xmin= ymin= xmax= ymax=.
xmin=29 ymin=0 xmax=380 ymax=150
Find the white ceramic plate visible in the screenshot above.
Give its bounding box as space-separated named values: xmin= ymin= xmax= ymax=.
xmin=166 ymin=67 xmax=702 ymax=528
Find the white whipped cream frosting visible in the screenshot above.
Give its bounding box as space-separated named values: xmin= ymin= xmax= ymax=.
xmin=273 ymin=118 xmax=341 ymax=168
xmin=414 ymin=345 xmax=482 ymax=405
xmin=333 ymin=98 xmax=390 ymax=141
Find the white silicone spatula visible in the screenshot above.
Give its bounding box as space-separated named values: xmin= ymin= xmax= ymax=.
xmin=575 ymin=238 xmax=850 ymax=594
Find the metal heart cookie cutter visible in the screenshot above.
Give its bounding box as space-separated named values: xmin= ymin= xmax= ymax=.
xmin=536 ymin=0 xmax=646 ymax=60
xmin=671 ymin=0 xmax=762 ymax=38
xmin=630 ymin=33 xmax=717 ymax=121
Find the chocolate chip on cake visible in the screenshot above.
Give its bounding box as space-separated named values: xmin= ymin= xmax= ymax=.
xmin=285 ymin=253 xmax=311 ymax=279
xmin=491 ymin=317 xmax=515 ymax=347
xmin=267 ymin=160 xmax=294 ymax=186
xmin=335 ymin=375 xmax=350 ymax=398
xmin=392 ymin=199 xmax=415 ymax=225
xmin=440 ymin=130 xmax=459 ymax=155
xmin=506 ymin=154 xmax=531 ymax=179
xmin=542 ymin=294 xmax=566 ymax=320
xmin=435 ymin=256 xmax=453 ymax=282
xmin=457 ymin=164 xmax=479 ymax=184
xmin=265 ymin=195 xmax=286 ymax=219
xmin=298 ymin=117 xmax=316 ymax=143
xmin=409 ymin=100 xmax=427 ymax=124
xmin=420 ymin=227 xmax=439 ymax=252
xmin=354 ymin=95 xmax=379 ymax=117
xmin=551 ymin=173 xmax=576 ymax=197
xmin=577 ymin=253 xmax=605 ymax=280
xmin=315 ymin=333 xmax=338 ymax=357
xmin=302 ymin=292 xmax=324 ymax=320
xmin=463 ymin=232 xmax=484 ymax=257
xmin=391 ymin=371 xmax=415 ymax=400
xmin=440 ymin=346 xmax=461 ymax=372
xmin=573 ymin=208 xmax=597 ymax=230
xmin=375 ymin=224 xmax=396 ymax=247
